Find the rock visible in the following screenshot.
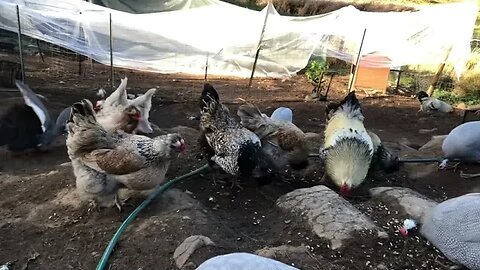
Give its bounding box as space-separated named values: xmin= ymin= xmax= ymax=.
xmin=369 ymin=187 xmax=438 ymax=222
xmin=277 ymin=185 xmax=387 ymax=249
xmin=255 ymin=245 xmax=309 ymax=259
xmin=418 ymin=128 xmax=437 ymax=134
xmin=173 ymin=235 xmax=215 ymax=269
xmin=418 ymin=135 xmax=447 ymax=155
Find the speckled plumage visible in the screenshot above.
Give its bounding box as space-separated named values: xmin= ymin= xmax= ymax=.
xmin=417 ymin=91 xmax=453 ymax=113
xmin=196 ymin=252 xmax=299 ymax=270
xmin=66 ymin=99 xmax=183 ymax=207
xmin=199 ymin=84 xmax=261 ymax=176
xmin=421 ymin=193 xmax=480 ymax=269
xmin=442 ymin=121 xmax=480 ymax=162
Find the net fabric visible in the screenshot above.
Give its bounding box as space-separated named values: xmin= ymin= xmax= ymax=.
xmin=0 ymin=0 xmax=477 ymax=78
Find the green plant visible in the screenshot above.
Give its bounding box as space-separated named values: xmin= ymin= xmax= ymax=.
xmin=433 ymin=88 xmax=480 ymax=106
xmin=455 ymin=71 xmax=480 ymax=96
xmin=306 ymin=59 xmax=329 ymax=85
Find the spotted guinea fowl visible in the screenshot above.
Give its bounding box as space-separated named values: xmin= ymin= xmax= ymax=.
xmin=199 ymin=83 xmax=261 ymax=188
xmin=320 ymin=91 xmax=374 ymax=197
xmin=416 ymin=91 xmax=453 ymax=113
xmin=399 ymin=193 xmax=480 ymax=270
xmin=439 ymin=121 xmax=480 ymax=176
xmin=237 ymin=103 xmax=309 ymax=170
xmin=196 ymin=252 xmax=299 ymax=270
xmin=66 ymin=99 xmax=185 ymax=211
xmin=0 ymin=80 xmax=70 ymax=152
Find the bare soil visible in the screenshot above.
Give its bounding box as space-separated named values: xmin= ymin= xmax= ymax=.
xmin=1 ymin=56 xmax=478 ymax=270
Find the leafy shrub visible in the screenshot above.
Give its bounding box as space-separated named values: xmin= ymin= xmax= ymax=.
xmin=305 ymin=59 xmax=328 ymax=85
xmin=455 ymin=71 xmax=480 ymax=96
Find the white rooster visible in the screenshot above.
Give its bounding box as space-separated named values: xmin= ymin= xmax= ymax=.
xmin=95 ymin=77 xmax=157 ymax=134
xmin=66 ymin=99 xmax=185 ymax=211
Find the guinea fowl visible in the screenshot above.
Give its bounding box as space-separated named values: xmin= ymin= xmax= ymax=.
xmin=198 ymin=83 xmax=262 ymax=189
xmin=0 ymin=80 xmax=70 ymax=152
xmin=66 ymin=99 xmax=185 ymax=211
xmin=95 ymin=77 xmax=157 ymax=134
xmin=237 ymin=103 xmax=309 ymax=170
xmin=196 ymin=253 xmax=299 ymax=270
xmin=270 ymin=106 xmax=292 ymax=122
xmin=416 ymin=91 xmax=453 ymax=114
xmin=439 ymin=121 xmax=480 ymax=177
xmin=399 ymin=193 xmax=480 ymax=270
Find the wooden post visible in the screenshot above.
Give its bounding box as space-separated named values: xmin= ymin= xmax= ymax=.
xmin=396 ymin=70 xmax=402 ymax=90
xmin=204 ymin=54 xmax=209 ymax=82
xmin=248 ymin=1 xmax=271 ymax=90
xmin=426 ymin=46 xmax=453 ymax=96
xmin=16 ymin=5 xmax=25 ymax=83
xmin=109 ymin=13 xmax=114 ymax=90
xmin=348 ymin=28 xmax=367 ymax=93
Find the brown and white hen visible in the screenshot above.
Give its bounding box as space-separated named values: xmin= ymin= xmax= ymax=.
xmin=66 ymin=99 xmax=185 ymax=211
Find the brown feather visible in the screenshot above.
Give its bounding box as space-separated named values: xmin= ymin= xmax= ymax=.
xmin=85 ymin=148 xmax=146 ymax=175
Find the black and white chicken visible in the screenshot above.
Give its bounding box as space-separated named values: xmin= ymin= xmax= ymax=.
xmin=416 ymin=91 xmax=453 ymax=113
xmin=321 ymin=91 xmax=398 ymax=196
xmin=199 ymin=83 xmax=262 ymax=188
xmin=0 ymin=80 xmax=70 ymax=152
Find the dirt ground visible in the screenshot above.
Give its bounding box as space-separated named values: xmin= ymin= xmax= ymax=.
xmin=1 ymin=57 xmax=480 ymax=270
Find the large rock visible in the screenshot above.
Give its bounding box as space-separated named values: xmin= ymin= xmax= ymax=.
xmin=369 ymin=187 xmax=438 ymax=222
xmin=276 ymin=185 xmax=387 ymax=250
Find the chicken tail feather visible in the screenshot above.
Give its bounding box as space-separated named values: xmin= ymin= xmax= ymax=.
xmin=200 ymin=83 xmax=220 ymax=114
xmin=329 ymin=91 xmax=364 ymax=121
xmin=237 ymin=103 xmax=269 ymax=131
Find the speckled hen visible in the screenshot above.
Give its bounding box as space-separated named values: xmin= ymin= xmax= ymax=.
xmin=198 ymin=83 xmax=261 ymax=188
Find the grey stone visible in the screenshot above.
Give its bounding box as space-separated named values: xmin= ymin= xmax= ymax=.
xmin=369 ymin=187 xmax=438 ymax=222
xmin=173 ymin=235 xmax=215 ymax=269
xmin=277 ymin=185 xmax=386 ymax=250
xmin=255 ymin=245 xmax=309 ymax=259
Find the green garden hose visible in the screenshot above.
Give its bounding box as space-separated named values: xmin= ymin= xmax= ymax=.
xmin=96 ymin=164 xmax=211 ymax=270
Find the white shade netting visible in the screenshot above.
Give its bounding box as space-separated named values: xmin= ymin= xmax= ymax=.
xmin=0 ymin=0 xmax=477 ymax=78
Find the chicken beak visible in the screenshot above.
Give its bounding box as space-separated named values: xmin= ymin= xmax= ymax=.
xmin=180 ymin=139 xmax=186 ymax=152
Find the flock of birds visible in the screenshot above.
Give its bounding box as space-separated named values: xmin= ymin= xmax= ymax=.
xmin=1 ymin=78 xmax=480 ymax=269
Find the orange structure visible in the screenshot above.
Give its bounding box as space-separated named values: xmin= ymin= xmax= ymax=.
xmin=351 ymin=53 xmax=391 ymax=94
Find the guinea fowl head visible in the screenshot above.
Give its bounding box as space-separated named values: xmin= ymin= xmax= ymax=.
xmin=399 ymin=218 xmax=417 ymax=237
xmin=416 ymin=91 xmax=429 ymax=102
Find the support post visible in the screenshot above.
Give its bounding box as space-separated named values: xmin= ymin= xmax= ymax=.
xmin=426 ymin=46 xmax=452 ymax=96
xmin=204 ymin=54 xmax=209 ymax=82
xmin=16 ymin=5 xmax=25 ymax=83
xmin=248 ymin=2 xmax=271 ymax=90
xmin=347 ymin=28 xmax=367 ymax=93
xmin=109 ymin=13 xmax=114 ymax=90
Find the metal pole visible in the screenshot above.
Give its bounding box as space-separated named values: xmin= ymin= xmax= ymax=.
xmin=248 ymin=2 xmax=271 ymax=90
xmin=109 ymin=13 xmax=114 ymax=90
xmin=16 ymin=5 xmax=25 ymax=83
xmin=348 ymin=28 xmax=367 ymax=93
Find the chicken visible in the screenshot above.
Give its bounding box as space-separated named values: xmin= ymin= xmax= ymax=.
xmin=199 ymin=83 xmax=261 ymax=188
xmin=0 ymin=81 xmax=69 ymax=152
xmin=95 ymin=77 xmax=157 ymax=134
xmin=237 ymin=103 xmax=309 ymax=170
xmin=320 ymin=91 xmax=374 ymax=196
xmin=399 ymin=193 xmax=480 ymax=270
xmin=367 ymin=130 xmax=400 ymax=173
xmin=196 ymin=253 xmax=299 ymax=270
xmin=66 ymin=99 xmax=185 ymax=211
xmin=416 ymin=91 xmax=453 ymax=113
